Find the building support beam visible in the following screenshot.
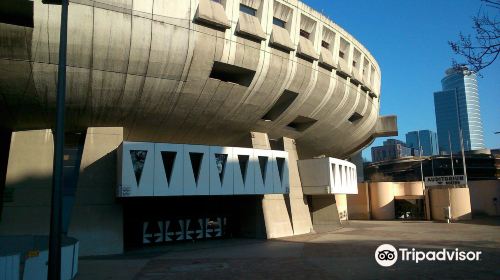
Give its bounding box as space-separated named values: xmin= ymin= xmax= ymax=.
xmin=0 ymin=129 xmax=12 ymax=220
xmin=62 ymin=130 xmax=87 ymax=234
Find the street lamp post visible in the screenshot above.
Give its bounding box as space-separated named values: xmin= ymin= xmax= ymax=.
xmin=48 ymin=0 xmax=68 ymax=279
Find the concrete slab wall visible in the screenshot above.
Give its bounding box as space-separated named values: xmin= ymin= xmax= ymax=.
xmin=347 ymin=182 xmax=370 ymax=219
xmin=369 ymin=182 xmax=395 ymax=220
xmin=68 ymin=127 xmax=124 ymax=256
xmin=335 ymin=194 xmax=348 ymax=221
xmin=429 ymin=188 xmax=472 ymax=221
xmin=0 ymin=128 xmax=124 ymax=256
xmin=0 ymin=129 xmax=54 ymax=234
xmin=253 ymin=132 xmax=313 ymax=238
xmin=468 ymin=180 xmax=500 ymax=216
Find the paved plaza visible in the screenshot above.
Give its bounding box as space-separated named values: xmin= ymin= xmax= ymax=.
xmin=78 ymin=218 xmax=500 ymax=280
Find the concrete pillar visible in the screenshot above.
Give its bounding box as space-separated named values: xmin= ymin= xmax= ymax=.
xmin=347 ymin=182 xmax=370 ymax=220
xmin=280 ymin=137 xmax=313 ymax=235
xmin=251 ymin=132 xmax=294 ymax=238
xmin=0 ymin=129 xmax=12 ymax=219
xmin=369 ymin=182 xmax=395 ymax=220
xmin=62 ymin=131 xmax=87 ymax=234
xmin=68 ymin=127 xmax=124 ymax=256
xmin=309 ymin=195 xmax=341 ymax=232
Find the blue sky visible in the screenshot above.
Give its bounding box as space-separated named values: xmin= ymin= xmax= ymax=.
xmin=303 ymin=0 xmax=500 ymax=160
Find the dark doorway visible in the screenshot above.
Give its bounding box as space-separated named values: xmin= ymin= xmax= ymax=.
xmin=395 ymin=198 xmax=425 ymax=220
xmin=122 ymin=195 xmax=265 ymax=250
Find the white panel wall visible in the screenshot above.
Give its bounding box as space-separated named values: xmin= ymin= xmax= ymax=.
xmin=154 ymin=143 xmax=184 ymax=196
xmin=253 ymin=149 xmax=274 ymax=194
xmin=209 ymin=146 xmax=234 ymax=195
xmin=118 ymin=142 xmax=155 ymax=196
xmin=298 ymin=157 xmax=358 ymax=195
xmin=233 ymin=147 xmax=256 ymax=195
xmin=118 ymin=142 xmax=289 ymax=197
xmin=183 ymin=145 xmax=210 ymax=196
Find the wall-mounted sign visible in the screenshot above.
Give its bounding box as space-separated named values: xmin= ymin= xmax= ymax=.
xmin=424 ymin=175 xmax=466 ymax=187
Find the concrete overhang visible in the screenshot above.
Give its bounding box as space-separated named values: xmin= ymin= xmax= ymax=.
xmin=373 ymin=115 xmax=398 ymax=137
xmin=270 ymin=25 xmax=295 ymax=52
xmin=319 ymin=48 xmax=335 ymax=69
xmin=236 ymin=13 xmax=266 ymax=41
xmin=297 ymin=37 xmax=319 ymax=61
xmin=195 ymin=0 xmax=231 ymax=30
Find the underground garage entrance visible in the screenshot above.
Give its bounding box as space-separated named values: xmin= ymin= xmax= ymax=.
xmin=122 ymin=196 xmax=266 ymax=250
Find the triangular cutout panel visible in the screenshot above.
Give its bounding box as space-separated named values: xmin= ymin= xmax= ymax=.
xmin=189 ymin=152 xmax=204 ymax=185
xmin=258 ymin=156 xmax=268 ymax=183
xmin=276 ymin=157 xmax=285 ymax=183
xmin=130 ymin=150 xmax=148 ymax=185
xmin=214 ymin=153 xmax=228 ymax=184
xmin=238 ymin=155 xmax=249 ymax=183
xmin=161 ymin=151 xmax=177 ymax=185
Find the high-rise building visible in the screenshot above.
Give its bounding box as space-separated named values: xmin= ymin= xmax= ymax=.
xmin=434 ymin=66 xmax=485 ymax=154
xmin=406 ymin=130 xmax=439 ymax=156
xmin=371 ymin=139 xmax=412 ymax=162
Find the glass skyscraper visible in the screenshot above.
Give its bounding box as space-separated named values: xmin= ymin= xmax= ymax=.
xmin=434 ymin=66 xmax=485 ymax=154
xmin=406 ymin=130 xmax=439 ymax=156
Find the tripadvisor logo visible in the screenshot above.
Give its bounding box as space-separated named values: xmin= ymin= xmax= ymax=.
xmin=375 ymin=244 xmax=482 ymax=267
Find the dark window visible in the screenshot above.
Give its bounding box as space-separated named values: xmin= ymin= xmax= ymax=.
xmin=240 ymin=4 xmax=257 ymax=16
xmin=339 ymin=51 xmax=345 ymax=59
xmin=189 ymin=152 xmax=204 ymax=185
xmin=321 ymin=41 xmax=330 ymax=48
xmin=211 ymin=0 xmax=222 ymax=3
xmin=352 ymin=60 xmax=357 ymax=67
xmin=287 ymin=116 xmax=318 ymax=132
xmin=0 ymin=0 xmax=34 ymax=27
xmin=161 ymin=151 xmax=177 ymax=184
xmin=348 ymin=112 xmax=363 ymax=123
xmin=209 ymin=61 xmax=256 ymax=87
xmin=258 ymin=156 xmax=268 ymax=183
xmin=336 ymin=71 xmax=349 ymax=80
xmin=273 ymin=17 xmax=286 ymax=28
xmin=300 ymin=29 xmax=310 ymax=39
xmin=262 ymin=90 xmax=299 ymax=121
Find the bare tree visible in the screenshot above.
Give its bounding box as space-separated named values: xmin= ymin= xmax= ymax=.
xmin=449 ymin=0 xmax=500 ymax=74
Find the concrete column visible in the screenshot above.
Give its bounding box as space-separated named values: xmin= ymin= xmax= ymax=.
xmin=251 ymin=132 xmax=294 ymax=238
xmin=62 ymin=131 xmax=87 ymax=234
xmin=0 ymin=129 xmax=12 ymax=219
xmin=369 ymin=182 xmax=395 ymax=220
xmin=68 ymin=127 xmax=124 ymax=256
xmin=279 ymin=137 xmax=313 ymax=235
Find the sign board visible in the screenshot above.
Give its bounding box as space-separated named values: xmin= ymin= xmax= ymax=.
xmin=424 ymin=175 xmax=465 ymax=187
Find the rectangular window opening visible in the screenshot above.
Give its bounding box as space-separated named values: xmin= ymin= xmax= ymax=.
xmin=300 ymin=29 xmax=310 ymax=39
xmin=339 ymin=51 xmax=345 ymax=59
xmin=321 ymin=40 xmax=330 ymax=49
xmin=336 ymin=71 xmax=349 ymax=80
xmin=0 ymin=0 xmax=34 ymax=27
xmin=209 ymin=61 xmax=256 ymax=87
xmin=262 ymin=90 xmax=299 ymax=121
xmin=287 ymin=116 xmax=318 ymax=132
xmin=240 ymin=4 xmax=257 ymax=16
xmin=348 ymin=112 xmax=363 ymax=123
xmin=273 ymin=17 xmax=286 ymax=28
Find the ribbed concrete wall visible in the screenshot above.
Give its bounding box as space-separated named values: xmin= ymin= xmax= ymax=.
xmin=0 ymin=0 xmax=385 ymax=159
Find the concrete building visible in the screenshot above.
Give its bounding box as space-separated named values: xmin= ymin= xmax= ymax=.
xmin=371 ymin=139 xmax=411 ymax=163
xmin=434 ymin=66 xmax=485 ymax=154
xmin=0 ymin=0 xmax=396 ymax=256
xmin=405 ymin=130 xmax=438 ymax=156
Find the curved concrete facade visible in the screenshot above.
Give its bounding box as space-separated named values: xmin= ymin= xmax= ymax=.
xmin=0 ymin=0 xmax=393 ymax=158
xmin=430 ymin=188 xmax=472 ymax=221
xmin=369 ymin=182 xmax=395 ymax=220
